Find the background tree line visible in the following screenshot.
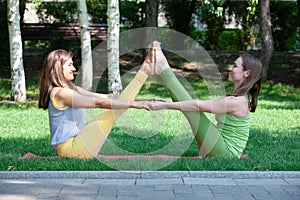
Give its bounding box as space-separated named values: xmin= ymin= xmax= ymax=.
xmin=1 ymin=0 xmax=298 ymax=62
xmin=0 ymin=0 xmax=299 ymax=102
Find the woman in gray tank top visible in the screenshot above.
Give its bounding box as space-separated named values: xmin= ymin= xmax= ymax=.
xmin=38 ymin=45 xmax=158 ymax=159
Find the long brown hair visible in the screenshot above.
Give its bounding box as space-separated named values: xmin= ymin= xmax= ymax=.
xmin=38 ymin=49 xmax=74 ymax=110
xmin=229 ymin=54 xmax=262 ymax=112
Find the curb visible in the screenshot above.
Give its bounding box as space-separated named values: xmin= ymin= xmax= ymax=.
xmin=1 ymin=171 xmax=300 ymax=179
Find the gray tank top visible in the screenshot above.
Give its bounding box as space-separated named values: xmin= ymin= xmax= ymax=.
xmin=48 ymin=87 xmax=86 ymax=148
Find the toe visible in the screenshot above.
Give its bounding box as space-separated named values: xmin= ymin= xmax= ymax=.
xmin=152 ymin=41 xmax=161 ymax=49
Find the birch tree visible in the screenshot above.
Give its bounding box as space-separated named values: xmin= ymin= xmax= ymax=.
xmin=107 ymin=0 xmax=122 ymax=94
xmin=77 ymin=0 xmax=93 ymax=90
xmin=7 ymin=0 xmax=26 ymax=102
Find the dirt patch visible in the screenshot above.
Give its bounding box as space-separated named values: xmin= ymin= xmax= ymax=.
xmin=3 ymin=50 xmax=300 ymax=88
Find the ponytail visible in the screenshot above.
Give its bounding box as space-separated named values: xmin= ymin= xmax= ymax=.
xmin=249 ymin=78 xmax=261 ymax=112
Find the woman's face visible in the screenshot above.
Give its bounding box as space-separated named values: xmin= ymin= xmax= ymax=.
xmin=62 ymin=58 xmax=76 ymax=81
xmin=228 ymin=57 xmax=249 ymax=85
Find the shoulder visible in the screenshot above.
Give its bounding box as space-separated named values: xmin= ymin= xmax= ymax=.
xmin=50 ymin=87 xmax=76 ymax=109
xmin=54 ymin=87 xmax=76 ymax=96
xmin=225 ymin=95 xmax=248 ymax=103
xmin=50 ymin=87 xmax=61 ymax=99
xmin=225 ymin=95 xmax=249 ymax=116
xmin=50 ymin=87 xmax=71 ymax=98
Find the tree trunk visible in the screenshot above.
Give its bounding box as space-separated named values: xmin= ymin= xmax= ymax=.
xmin=259 ymin=0 xmax=274 ymax=80
xmin=77 ymin=0 xmax=93 ymax=91
xmin=144 ymin=0 xmax=159 ymax=52
xmin=7 ymin=0 xmax=26 ymax=102
xmin=107 ymin=0 xmax=122 ymax=94
xmin=145 ymin=0 xmax=158 ymax=27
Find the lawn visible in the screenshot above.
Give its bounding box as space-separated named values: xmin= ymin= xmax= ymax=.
xmin=0 ymin=73 xmax=299 ymax=171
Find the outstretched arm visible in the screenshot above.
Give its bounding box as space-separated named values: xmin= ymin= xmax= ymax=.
xmin=76 ymin=86 xmax=118 ymax=99
xmin=150 ymin=96 xmax=249 ymax=116
xmin=54 ymin=88 xmax=150 ymax=110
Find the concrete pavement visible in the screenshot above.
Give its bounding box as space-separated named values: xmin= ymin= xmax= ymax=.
xmin=0 ymin=171 xmax=299 ymax=200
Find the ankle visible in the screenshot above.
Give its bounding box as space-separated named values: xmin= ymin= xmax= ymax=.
xmin=140 ymin=61 xmax=152 ymax=76
xmin=155 ymin=63 xmax=169 ymax=75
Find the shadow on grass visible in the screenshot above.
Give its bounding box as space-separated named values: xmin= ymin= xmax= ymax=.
xmin=242 ymin=127 xmax=300 ymax=171
xmin=1 ymin=125 xmax=299 ymax=171
xmin=163 ymin=127 xmax=300 ymax=171
xmin=258 ymin=83 xmax=300 ymax=110
xmin=0 ymin=101 xmax=37 ymax=109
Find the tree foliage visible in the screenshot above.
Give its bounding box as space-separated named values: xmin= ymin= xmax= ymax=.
xmin=0 ymin=0 xmax=299 ymax=72
xmin=271 ymin=1 xmax=299 ymax=51
xmin=196 ymin=2 xmax=226 ymax=50
xmin=120 ymin=0 xmax=145 ymax=28
xmin=161 ymin=0 xmax=197 ymax=35
xmin=30 ymin=0 xmax=298 ymax=51
xmin=86 ymin=0 xmax=107 ymax=23
xmin=35 ymin=0 xmax=78 ymax=23
xmin=223 ymin=1 xmax=259 ymax=50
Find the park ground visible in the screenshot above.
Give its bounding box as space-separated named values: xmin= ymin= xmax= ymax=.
xmin=0 ymin=50 xmax=299 ymax=172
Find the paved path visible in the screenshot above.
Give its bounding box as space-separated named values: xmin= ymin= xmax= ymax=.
xmin=0 ymin=171 xmax=299 ymax=200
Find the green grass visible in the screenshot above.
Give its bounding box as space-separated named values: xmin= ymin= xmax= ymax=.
xmin=0 ymin=77 xmax=299 ymax=171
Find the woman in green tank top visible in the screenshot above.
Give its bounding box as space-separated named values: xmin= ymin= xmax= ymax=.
xmin=150 ymin=42 xmax=262 ymax=158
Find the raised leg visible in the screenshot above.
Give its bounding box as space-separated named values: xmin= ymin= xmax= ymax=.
xmin=154 ymin=42 xmax=232 ymax=157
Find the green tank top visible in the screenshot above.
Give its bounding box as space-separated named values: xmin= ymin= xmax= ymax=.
xmin=215 ymin=113 xmax=251 ymax=157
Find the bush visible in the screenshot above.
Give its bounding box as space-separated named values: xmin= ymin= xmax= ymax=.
xmin=218 ymin=29 xmax=243 ymax=50
xmin=271 ymin=1 xmax=299 ymax=51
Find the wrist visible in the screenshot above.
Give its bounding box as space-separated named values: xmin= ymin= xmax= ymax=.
xmin=173 ymin=102 xmax=182 ymax=110
xmin=131 ymin=101 xmax=138 ymax=109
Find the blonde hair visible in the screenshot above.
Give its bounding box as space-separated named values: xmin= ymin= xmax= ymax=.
xmin=230 ymin=54 xmax=262 ymax=112
xmin=38 ymin=49 xmax=75 ymax=110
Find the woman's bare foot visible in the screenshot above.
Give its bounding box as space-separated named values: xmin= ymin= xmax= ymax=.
xmin=140 ymin=41 xmax=170 ymax=75
xmin=140 ymin=43 xmax=156 ymax=76
xmin=152 ymin=41 xmax=170 ymax=75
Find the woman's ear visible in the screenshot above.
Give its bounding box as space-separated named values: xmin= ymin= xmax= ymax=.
xmin=244 ymin=70 xmax=250 ymax=78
